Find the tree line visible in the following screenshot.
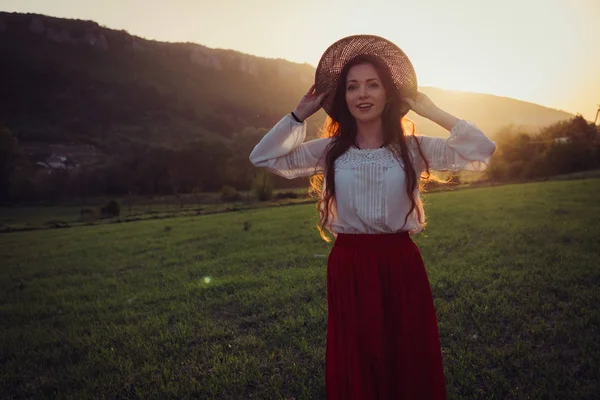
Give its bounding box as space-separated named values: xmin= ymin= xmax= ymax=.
xmin=1 ymin=126 xmax=305 ymax=204
xmin=487 ymin=115 xmax=599 ymax=181
xmin=1 ymin=115 xmax=598 ymax=204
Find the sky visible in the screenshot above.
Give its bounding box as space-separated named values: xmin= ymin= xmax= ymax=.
xmin=1 ymin=0 xmax=599 ymax=121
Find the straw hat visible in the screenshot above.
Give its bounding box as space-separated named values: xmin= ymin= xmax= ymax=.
xmin=314 ymin=34 xmax=418 ymax=117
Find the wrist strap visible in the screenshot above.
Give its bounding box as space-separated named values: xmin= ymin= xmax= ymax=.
xmin=290 ymin=111 xmax=303 ymax=123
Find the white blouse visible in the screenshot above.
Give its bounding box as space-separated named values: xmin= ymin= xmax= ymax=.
xmin=249 ymin=114 xmax=496 ymax=235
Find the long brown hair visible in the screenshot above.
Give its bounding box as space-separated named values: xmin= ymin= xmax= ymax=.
xmin=309 ymin=54 xmax=432 ymax=241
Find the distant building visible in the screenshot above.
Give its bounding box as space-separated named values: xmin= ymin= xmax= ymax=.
xmin=35 ymin=154 xmax=78 ymax=171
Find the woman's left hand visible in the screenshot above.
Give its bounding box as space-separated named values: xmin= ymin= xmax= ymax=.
xmin=404 ymin=92 xmax=439 ymax=120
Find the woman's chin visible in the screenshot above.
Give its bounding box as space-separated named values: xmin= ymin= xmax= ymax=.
xmin=352 ymin=113 xmax=383 ymax=123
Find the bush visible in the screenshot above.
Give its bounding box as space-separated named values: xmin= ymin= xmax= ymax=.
xmin=275 ymin=191 xmax=299 ymax=199
xmin=80 ymin=208 xmax=96 ymax=222
xmin=252 ymin=171 xmax=273 ymax=201
xmin=101 ymin=200 xmax=120 ymax=218
xmin=447 ymin=172 xmax=461 ymax=185
xmin=220 ymin=185 xmax=241 ymax=202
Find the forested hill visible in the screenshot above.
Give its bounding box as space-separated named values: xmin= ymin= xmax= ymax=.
xmin=0 ymin=11 xmax=316 ymax=150
xmin=1 ymin=12 xmax=584 ymax=200
xmin=0 ymin=11 xmax=574 ymax=151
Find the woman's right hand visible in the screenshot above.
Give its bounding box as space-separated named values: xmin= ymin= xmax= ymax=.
xmin=292 ymin=84 xmax=326 ymax=121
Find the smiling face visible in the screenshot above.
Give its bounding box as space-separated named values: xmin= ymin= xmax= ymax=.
xmin=345 ymin=62 xmax=387 ymax=123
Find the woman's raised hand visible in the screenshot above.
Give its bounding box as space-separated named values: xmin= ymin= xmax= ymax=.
xmin=405 ymin=91 xmax=459 ymax=132
xmin=292 ymin=84 xmax=326 ymax=122
xmin=404 ymin=91 xmax=439 ymax=120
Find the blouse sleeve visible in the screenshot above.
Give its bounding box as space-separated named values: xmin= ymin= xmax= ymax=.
xmin=415 ymin=119 xmax=496 ymax=172
xmin=249 ymin=114 xmax=331 ymax=179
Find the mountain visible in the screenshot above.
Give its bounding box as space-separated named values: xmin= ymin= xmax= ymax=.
xmin=0 ymin=11 xmax=575 ymax=160
xmin=406 ymin=87 xmax=575 ymax=138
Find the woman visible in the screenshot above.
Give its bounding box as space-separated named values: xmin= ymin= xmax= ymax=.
xmin=249 ymin=35 xmax=496 ymax=399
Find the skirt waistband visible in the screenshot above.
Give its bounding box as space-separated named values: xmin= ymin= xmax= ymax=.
xmin=334 ymin=231 xmax=411 ymax=247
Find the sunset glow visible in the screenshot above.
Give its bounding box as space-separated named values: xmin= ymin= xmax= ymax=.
xmin=1 ymin=0 xmax=599 ymax=120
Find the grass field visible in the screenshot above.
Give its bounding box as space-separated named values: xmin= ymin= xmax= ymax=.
xmin=0 ymin=189 xmax=312 ymax=233
xmin=1 ymin=178 xmax=599 ymax=399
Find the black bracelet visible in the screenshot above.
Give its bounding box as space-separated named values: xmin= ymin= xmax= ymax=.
xmin=290 ymin=111 xmax=303 ymax=123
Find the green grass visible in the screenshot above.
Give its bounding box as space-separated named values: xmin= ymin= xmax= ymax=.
xmin=0 ymin=192 xmax=312 ymax=232
xmin=1 ymin=179 xmax=599 ymax=399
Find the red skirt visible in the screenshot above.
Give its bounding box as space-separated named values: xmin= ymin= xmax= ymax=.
xmin=326 ymin=232 xmax=446 ymax=399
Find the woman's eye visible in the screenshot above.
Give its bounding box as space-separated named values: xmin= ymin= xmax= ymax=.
xmin=347 ymin=85 xmax=357 ymax=91
xmin=369 ymin=83 xmax=379 ymax=89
